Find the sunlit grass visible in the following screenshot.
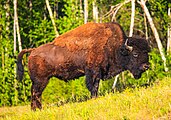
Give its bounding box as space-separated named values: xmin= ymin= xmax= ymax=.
xmin=1 ymin=77 xmax=171 ymax=120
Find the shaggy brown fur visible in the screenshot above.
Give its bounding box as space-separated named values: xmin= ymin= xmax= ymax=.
xmin=17 ymin=22 xmax=150 ymax=110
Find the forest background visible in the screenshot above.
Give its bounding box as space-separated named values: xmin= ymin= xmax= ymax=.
xmin=0 ymin=0 xmax=171 ymax=107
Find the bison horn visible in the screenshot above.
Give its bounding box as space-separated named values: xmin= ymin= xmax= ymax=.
xmin=125 ymin=39 xmax=133 ymax=51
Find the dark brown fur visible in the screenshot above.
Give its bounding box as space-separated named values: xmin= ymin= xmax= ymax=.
xmin=17 ymin=22 xmax=150 ymax=110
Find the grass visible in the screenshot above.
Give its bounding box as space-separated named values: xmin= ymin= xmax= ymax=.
xmin=1 ymin=77 xmax=171 ymax=120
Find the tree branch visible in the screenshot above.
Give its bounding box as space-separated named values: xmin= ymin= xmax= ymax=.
xmin=111 ymin=0 xmax=131 ymax=22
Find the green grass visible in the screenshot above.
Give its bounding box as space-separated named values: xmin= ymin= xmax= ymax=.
xmin=1 ymin=77 xmax=171 ymax=120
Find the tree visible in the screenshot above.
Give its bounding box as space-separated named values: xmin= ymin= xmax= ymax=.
xmin=129 ymin=0 xmax=135 ymax=37
xmin=93 ymin=0 xmax=98 ymax=23
xmin=138 ymin=0 xmax=168 ymax=72
xmin=45 ymin=0 xmax=59 ymax=37
xmin=14 ymin=0 xmax=22 ymax=52
xmin=84 ymin=0 xmax=88 ymax=23
xmin=167 ymin=7 xmax=171 ymax=53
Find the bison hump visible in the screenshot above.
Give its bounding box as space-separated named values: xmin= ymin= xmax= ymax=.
xmin=52 ymin=22 xmax=113 ymax=52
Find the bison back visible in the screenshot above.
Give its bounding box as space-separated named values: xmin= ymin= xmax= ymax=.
xmin=52 ymin=22 xmax=126 ymax=67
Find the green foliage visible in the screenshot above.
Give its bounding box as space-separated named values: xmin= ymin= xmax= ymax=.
xmin=57 ymin=0 xmax=83 ymax=34
xmin=17 ymin=0 xmax=55 ymax=48
xmin=43 ymin=77 xmax=90 ymax=106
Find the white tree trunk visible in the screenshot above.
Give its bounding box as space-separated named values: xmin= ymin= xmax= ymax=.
xmin=93 ymin=0 xmax=98 ymax=23
xmin=84 ymin=0 xmax=88 ymax=23
xmin=80 ymin=0 xmax=83 ymax=17
xmin=129 ymin=0 xmax=135 ymax=37
xmin=14 ymin=0 xmax=22 ymax=52
xmin=13 ymin=0 xmax=19 ymax=104
xmin=167 ymin=8 xmax=171 ymax=53
xmin=111 ymin=74 xmax=119 ymax=92
xmin=144 ymin=13 xmax=148 ymax=40
xmin=138 ymin=0 xmax=168 ymax=72
xmin=5 ymin=0 xmax=10 ymax=32
xmin=45 ymin=0 xmax=59 ymax=37
xmin=13 ymin=0 xmax=17 ymax=53
xmin=54 ymin=0 xmax=58 ymax=19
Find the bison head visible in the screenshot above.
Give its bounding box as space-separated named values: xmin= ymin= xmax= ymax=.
xmin=120 ymin=37 xmax=150 ymax=79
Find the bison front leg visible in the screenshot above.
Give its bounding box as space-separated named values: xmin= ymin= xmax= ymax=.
xmin=85 ymin=69 xmax=100 ymax=98
xmin=31 ymin=78 xmax=49 ymax=111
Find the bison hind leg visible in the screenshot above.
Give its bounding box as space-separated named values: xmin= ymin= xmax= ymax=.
xmin=31 ymin=77 xmax=49 ymax=111
xmin=28 ymin=56 xmax=52 ymax=110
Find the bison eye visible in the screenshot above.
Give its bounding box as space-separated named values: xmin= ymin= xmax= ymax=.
xmin=133 ymin=53 xmax=138 ymax=58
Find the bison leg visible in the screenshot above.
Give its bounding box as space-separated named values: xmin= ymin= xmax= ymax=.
xmin=85 ymin=69 xmax=100 ymax=98
xmin=31 ymin=78 xmax=49 ymax=111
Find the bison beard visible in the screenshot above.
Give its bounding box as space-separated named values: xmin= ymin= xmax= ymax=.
xmin=17 ymin=22 xmax=150 ymax=110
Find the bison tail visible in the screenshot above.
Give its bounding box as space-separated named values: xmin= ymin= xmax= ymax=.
xmin=17 ymin=48 xmax=34 ymax=81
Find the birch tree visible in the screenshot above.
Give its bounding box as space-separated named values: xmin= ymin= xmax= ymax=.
xmin=14 ymin=0 xmax=21 ymax=105
xmin=80 ymin=0 xmax=83 ymax=17
xmin=14 ymin=3 xmax=16 ymax=54
xmin=14 ymin=0 xmax=22 ymax=52
xmin=167 ymin=8 xmax=171 ymax=53
xmin=54 ymin=0 xmax=58 ymax=19
xmin=129 ymin=0 xmax=135 ymax=37
xmin=84 ymin=0 xmax=88 ymax=23
xmin=138 ymin=0 xmax=168 ymax=72
xmin=45 ymin=0 xmax=59 ymax=37
xmin=144 ymin=13 xmax=148 ymax=40
xmin=93 ymin=0 xmax=98 ymax=23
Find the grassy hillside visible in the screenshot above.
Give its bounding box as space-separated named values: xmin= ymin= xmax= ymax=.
xmin=1 ymin=77 xmax=171 ymax=120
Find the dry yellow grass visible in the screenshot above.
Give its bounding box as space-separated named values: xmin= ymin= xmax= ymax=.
xmin=1 ymin=77 xmax=171 ymax=120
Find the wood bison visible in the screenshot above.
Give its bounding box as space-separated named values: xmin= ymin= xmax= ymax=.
xmin=17 ymin=22 xmax=150 ymax=110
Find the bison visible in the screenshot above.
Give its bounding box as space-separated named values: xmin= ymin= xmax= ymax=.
xmin=17 ymin=22 xmax=150 ymax=110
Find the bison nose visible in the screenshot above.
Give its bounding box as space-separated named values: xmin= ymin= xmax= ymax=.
xmin=143 ymin=64 xmax=149 ymax=70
